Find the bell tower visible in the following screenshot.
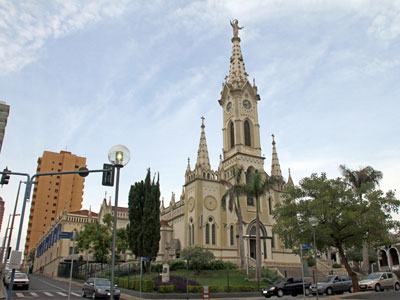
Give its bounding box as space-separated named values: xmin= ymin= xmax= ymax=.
xmin=218 ymin=20 xmax=264 ymax=174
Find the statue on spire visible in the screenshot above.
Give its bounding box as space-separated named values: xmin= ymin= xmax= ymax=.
xmin=230 ymin=19 xmax=243 ymax=38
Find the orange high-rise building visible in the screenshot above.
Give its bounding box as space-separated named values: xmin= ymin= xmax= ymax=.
xmin=24 ymin=151 xmax=86 ymax=262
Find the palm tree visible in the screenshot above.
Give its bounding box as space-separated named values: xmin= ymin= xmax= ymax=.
xmin=227 ymin=169 xmax=279 ymax=284
xmin=339 ymin=165 xmax=383 ymax=273
xmin=221 ymin=167 xmax=246 ymax=269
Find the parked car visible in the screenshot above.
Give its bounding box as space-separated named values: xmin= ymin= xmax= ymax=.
xmin=310 ymin=275 xmax=353 ymax=295
xmin=4 ymin=272 xmax=29 ymax=290
xmin=262 ymin=277 xmax=311 ymax=298
xmin=82 ymin=278 xmax=120 ymax=299
xmin=359 ymin=272 xmax=400 ymax=292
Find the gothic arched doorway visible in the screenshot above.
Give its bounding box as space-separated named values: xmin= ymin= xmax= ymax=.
xmin=247 ymin=221 xmax=268 ymax=260
xmin=379 ymin=249 xmax=389 ymax=268
xmin=389 ymin=248 xmax=399 ymax=267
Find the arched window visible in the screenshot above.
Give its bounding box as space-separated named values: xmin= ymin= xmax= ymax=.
xmin=205 ymin=224 xmax=210 ymax=244
xmin=268 ymin=197 xmax=273 ymax=215
xmin=246 ymin=167 xmax=254 ymax=206
xmin=212 ymin=224 xmax=216 ymax=245
xmin=191 ymin=225 xmax=195 ymax=245
xmin=188 ymin=224 xmax=192 ymax=246
xmin=244 ymin=120 xmax=251 ymax=146
xmin=271 ymin=232 xmax=275 ymax=249
xmin=229 ymin=121 xmax=235 ymax=148
xmin=230 ymin=225 xmax=234 ymax=246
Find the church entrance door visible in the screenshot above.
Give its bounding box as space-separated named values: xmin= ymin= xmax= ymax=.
xmin=250 ymin=238 xmax=256 ymax=259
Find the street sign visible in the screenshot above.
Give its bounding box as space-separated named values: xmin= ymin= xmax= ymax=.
xmin=301 ymin=243 xmax=311 ymax=250
xmin=59 ymin=232 xmax=73 ymax=239
xmin=141 ymin=257 xmax=151 ymax=261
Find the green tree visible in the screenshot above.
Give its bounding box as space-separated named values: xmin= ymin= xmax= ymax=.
xmin=272 ymin=172 xmax=399 ymax=292
xmin=128 ymin=169 xmax=161 ymax=271
xmin=227 ymin=169 xmax=278 ymax=284
xmin=339 ymin=165 xmax=383 ymax=273
xmin=181 ymin=245 xmax=215 ymax=274
xmin=221 ymin=167 xmax=246 ymax=269
xmin=76 ymin=213 xmax=127 ymax=268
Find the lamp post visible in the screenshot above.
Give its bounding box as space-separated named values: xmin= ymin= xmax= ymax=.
xmin=108 ymin=145 xmax=130 ymax=300
xmin=309 ymin=217 xmax=319 ymax=300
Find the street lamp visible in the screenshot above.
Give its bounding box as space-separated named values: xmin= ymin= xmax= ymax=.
xmin=108 ymin=145 xmax=130 ymax=300
xmin=309 ymin=217 xmax=319 ymax=300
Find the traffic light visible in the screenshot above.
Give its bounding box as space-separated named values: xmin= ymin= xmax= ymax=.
xmin=1 ymin=167 xmax=11 ymax=185
xmin=102 ymin=164 xmax=114 ymax=186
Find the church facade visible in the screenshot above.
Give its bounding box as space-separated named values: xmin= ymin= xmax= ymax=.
xmin=158 ymin=23 xmax=299 ymax=270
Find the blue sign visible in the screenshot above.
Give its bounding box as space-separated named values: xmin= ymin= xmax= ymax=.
xmin=301 ymin=243 xmax=311 ymax=251
xmin=59 ymin=232 xmax=73 ymax=239
xmin=141 ymin=257 xmax=151 ymax=262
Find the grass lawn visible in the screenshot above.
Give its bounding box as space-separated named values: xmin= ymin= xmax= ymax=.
xmin=122 ymin=269 xmax=260 ymax=288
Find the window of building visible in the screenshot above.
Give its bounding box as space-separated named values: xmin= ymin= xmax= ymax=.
xmin=69 ymin=247 xmax=73 ymax=255
xmin=244 ymin=120 xmax=251 ymax=146
xmin=268 ymin=197 xmax=273 ymax=214
xmin=211 ymin=224 xmax=216 ymax=245
xmin=230 ymin=225 xmax=234 ymax=246
xmin=271 ymin=232 xmax=275 ymax=248
xmin=205 ymin=224 xmax=210 ymax=244
xmin=246 ymin=167 xmax=255 ymax=206
xmin=229 ymin=121 xmax=235 ymax=149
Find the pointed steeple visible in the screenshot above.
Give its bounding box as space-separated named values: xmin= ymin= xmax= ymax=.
xmin=228 ymin=20 xmax=248 ymax=88
xmin=195 ymin=117 xmax=211 ymax=171
xmin=287 ymin=168 xmax=294 ymax=186
xmin=271 ymin=134 xmax=282 ymax=177
xmin=186 ymin=157 xmax=191 ymax=174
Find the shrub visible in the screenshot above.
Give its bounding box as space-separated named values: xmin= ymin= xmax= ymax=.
xmin=209 ymin=285 xmax=221 ymax=292
xmin=188 ymin=285 xmax=203 ymax=293
xmin=262 ymin=268 xmax=279 ymax=284
xmin=208 ymin=260 xmax=225 ymax=270
xmin=142 ymin=280 xmax=154 ymax=292
xmin=181 ymin=246 xmax=215 ymax=273
xmin=170 ymin=260 xmax=186 ymax=271
xmin=307 ymin=257 xmax=315 ymax=267
xmin=151 ymin=263 xmax=163 ymax=273
xmin=224 ymin=262 xmax=238 ymax=269
xmin=153 ymin=275 xmax=200 ymax=292
xmin=332 ymin=263 xmax=342 ymax=268
xmin=159 ymin=285 xmax=174 ymax=293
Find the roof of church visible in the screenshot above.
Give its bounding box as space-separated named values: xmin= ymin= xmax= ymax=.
xmin=195 ymin=117 xmax=211 ymax=171
xmin=111 ymin=206 xmax=129 ymax=212
xmin=69 ymin=209 xmax=98 ymax=217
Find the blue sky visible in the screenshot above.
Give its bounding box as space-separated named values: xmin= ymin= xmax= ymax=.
xmin=0 ymin=0 xmax=399 ymax=248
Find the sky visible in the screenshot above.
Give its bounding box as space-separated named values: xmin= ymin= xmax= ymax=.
xmin=0 ymin=0 xmax=399 ymax=250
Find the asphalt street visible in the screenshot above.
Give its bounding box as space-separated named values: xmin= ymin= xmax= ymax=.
xmin=7 ymin=274 xmax=83 ymax=299
xmin=5 ymin=275 xmax=400 ymax=300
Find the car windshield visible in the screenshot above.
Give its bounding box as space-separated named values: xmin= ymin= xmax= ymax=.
xmin=95 ymin=279 xmax=111 ymax=286
xmin=320 ymin=276 xmax=335 ymax=283
xmin=274 ymin=279 xmax=286 ymax=285
xmin=365 ymin=273 xmax=381 ymax=280
xmin=15 ymin=273 xmax=27 ymax=279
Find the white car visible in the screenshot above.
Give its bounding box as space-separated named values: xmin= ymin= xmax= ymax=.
xmin=359 ymin=272 xmax=400 ymax=292
xmin=4 ymin=272 xmax=29 ymax=290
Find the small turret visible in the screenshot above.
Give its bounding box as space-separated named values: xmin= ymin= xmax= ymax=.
xmin=195 ymin=117 xmax=211 ymax=172
xmin=287 ymin=168 xmax=294 ymax=186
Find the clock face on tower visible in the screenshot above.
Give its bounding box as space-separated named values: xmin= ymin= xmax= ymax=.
xmin=226 ymin=101 xmax=232 ymax=112
xmin=243 ymin=99 xmax=251 ymax=109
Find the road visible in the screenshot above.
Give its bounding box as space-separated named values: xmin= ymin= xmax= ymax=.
xmin=6 ymin=275 xmax=400 ymax=300
xmin=7 ymin=274 xmax=83 ymax=299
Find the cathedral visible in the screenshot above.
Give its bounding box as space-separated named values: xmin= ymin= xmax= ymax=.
xmin=158 ymin=22 xmax=299 ymax=270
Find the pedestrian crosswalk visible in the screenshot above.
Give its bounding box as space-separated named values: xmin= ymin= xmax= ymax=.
xmin=13 ymin=291 xmax=82 ymax=298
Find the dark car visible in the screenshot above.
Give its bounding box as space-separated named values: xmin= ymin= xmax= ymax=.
xmin=262 ymin=277 xmax=311 ymax=298
xmin=311 ymin=275 xmax=353 ymax=295
xmin=82 ymin=278 xmax=120 ymax=299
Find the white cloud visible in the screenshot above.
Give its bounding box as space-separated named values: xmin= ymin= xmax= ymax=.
xmin=0 ymin=0 xmax=134 ymax=75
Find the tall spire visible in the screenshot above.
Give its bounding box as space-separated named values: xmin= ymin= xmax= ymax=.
xmin=271 ymin=134 xmax=282 ymax=177
xmin=287 ymin=168 xmax=294 ymax=186
xmin=228 ymin=19 xmax=248 ymax=88
xmin=195 ymin=116 xmax=211 ymax=171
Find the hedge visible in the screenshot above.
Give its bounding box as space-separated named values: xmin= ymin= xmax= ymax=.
xmin=188 ymin=285 xmax=203 ymax=293
xmin=159 ymin=285 xmax=174 ymax=293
